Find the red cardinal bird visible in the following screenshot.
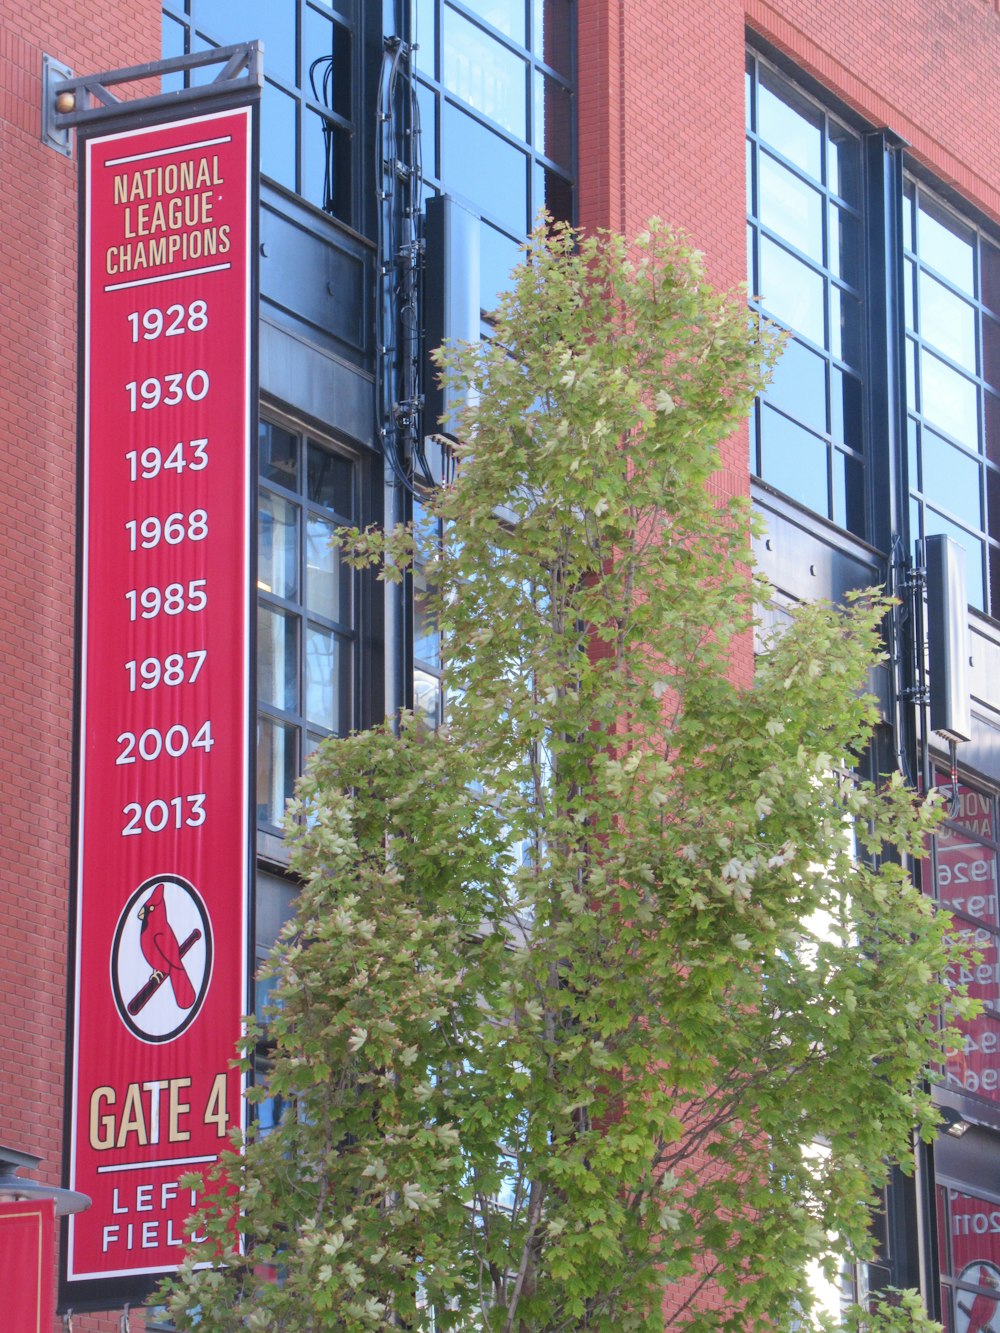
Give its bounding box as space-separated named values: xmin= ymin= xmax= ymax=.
xmin=963 ymin=1265 xmax=1000 ymax=1333
xmin=138 ymin=883 xmax=196 ymax=1009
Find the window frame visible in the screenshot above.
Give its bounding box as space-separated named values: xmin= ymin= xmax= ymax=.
xmin=414 ymin=0 xmax=576 ymax=314
xmin=746 ymin=49 xmax=868 ymax=538
xmin=904 ymin=172 xmax=1000 ymax=619
xmin=256 ymin=411 xmax=360 ymax=852
xmin=162 ymin=0 xmax=362 ymax=227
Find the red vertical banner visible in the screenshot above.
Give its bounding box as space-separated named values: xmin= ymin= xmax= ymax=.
xmin=64 ymin=105 xmax=255 ymax=1298
xmin=1 ymin=1201 xmax=55 ymax=1331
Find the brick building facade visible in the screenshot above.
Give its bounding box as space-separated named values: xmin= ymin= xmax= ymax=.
xmin=2 ymin=0 xmax=1000 ymax=1325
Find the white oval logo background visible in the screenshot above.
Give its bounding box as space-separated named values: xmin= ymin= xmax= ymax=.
xmin=956 ymin=1259 xmax=1000 ymax=1333
xmin=110 ymin=874 xmax=212 ymax=1044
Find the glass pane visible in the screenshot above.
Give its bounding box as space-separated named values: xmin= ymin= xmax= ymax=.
xmin=830 ymin=367 xmax=862 ymax=446
xmin=305 ymin=8 xmax=352 ymax=120
xmin=414 ymin=668 xmax=442 ymax=730
xmin=161 ymin=14 xmax=186 ymax=95
xmin=261 ymin=80 xmax=297 ymax=192
xmin=924 ymin=508 xmax=985 ymax=609
xmin=940 ymin=776 xmax=997 ymax=841
xmin=759 ymin=236 xmax=825 ymax=347
xmin=461 ymin=0 xmax=525 ymax=43
xmin=936 ymin=828 xmax=999 ymax=920
xmin=983 ymin=238 xmax=1000 ymax=316
xmin=986 ymin=391 xmax=1000 ymax=470
xmin=948 ymin=1188 xmax=1000 ymax=1272
xmin=906 ymin=337 xmax=917 ymax=413
xmin=256 ymin=714 xmax=298 ymax=827
xmin=939 ymin=1286 xmax=952 ymax=1333
xmin=826 ymin=120 xmax=859 ymax=202
xmin=413 ymin=0 xmax=436 ymax=73
xmin=938 ymin=1184 xmax=951 ymax=1276
xmin=747 ymin=221 xmax=756 ymax=298
xmin=307 ymin=442 xmax=354 ymax=514
xmin=918 ymin=192 xmax=975 ymax=297
xmin=441 ymin=102 xmax=527 ymax=234
xmin=480 ymin=223 xmax=522 ymax=311
xmin=920 ymin=349 xmax=980 ymax=450
xmin=416 ymin=81 xmax=437 ymax=175
xmin=902 ymin=179 xmax=915 ymax=252
xmin=260 ymin=421 xmax=298 ymax=488
xmin=306 ymin=514 xmax=347 ymax=621
xmin=903 ymin=256 xmax=915 ymax=329
xmin=919 ymin=271 xmax=977 ymax=372
xmin=196 ymin=0 xmax=296 ymax=84
xmin=443 ymin=8 xmax=526 ymax=138
xmin=984 ymin=314 xmax=1000 ymax=392
xmin=757 ymin=65 xmax=822 ymax=180
xmin=746 ymin=138 xmax=754 ymax=216
xmin=533 ymin=0 xmax=573 ymax=76
xmin=832 ymin=449 xmax=864 ymax=535
xmin=258 ymin=605 xmax=300 ymax=712
xmin=414 ymin=584 xmax=440 ymax=668
xmin=921 ymin=429 xmax=982 ymax=529
xmin=908 ymin=418 xmax=919 ymax=489
xmin=533 ymin=163 xmax=573 ymax=227
xmin=759 ymin=153 xmax=823 ymax=262
xmin=303 ymin=111 xmax=352 ymax=219
xmin=760 ymin=405 xmax=828 ymax=517
xmin=305 ymin=625 xmax=342 ymax=732
xmin=946 ymin=915 xmax=1000 ymax=1012
xmin=830 ymin=285 xmax=863 ymax=367
xmin=259 ymin=492 xmax=299 ymax=600
xmin=533 ymin=70 xmax=571 ymax=167
xmin=766 ymin=336 xmax=826 ymax=435
xmin=828 ymin=203 xmax=860 ymax=287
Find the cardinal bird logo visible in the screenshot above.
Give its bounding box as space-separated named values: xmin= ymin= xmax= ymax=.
xmin=138 ymin=882 xmax=196 ymax=1009
xmin=110 ymin=874 xmax=213 ymax=1043
xmin=958 ymin=1259 xmax=1000 ymax=1333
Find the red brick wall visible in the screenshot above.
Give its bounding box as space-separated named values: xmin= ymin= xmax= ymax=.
xmin=0 ymin=7 xmax=159 ymax=1329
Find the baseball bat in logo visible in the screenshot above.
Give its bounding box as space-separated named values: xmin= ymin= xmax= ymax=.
xmin=110 ymin=875 xmax=213 ymax=1043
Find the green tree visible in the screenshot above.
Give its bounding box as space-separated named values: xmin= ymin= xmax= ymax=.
xmin=161 ymin=221 xmax=962 ymax=1331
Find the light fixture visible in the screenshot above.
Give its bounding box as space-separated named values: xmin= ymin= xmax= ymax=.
xmin=0 ymin=1146 xmax=90 ymax=1216
xmin=937 ymin=1106 xmax=971 ymax=1139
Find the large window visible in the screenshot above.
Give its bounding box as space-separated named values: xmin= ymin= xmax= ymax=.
xmin=746 ymin=53 xmax=866 ymax=536
xmin=414 ymin=0 xmax=575 ymax=311
xmin=257 ymin=418 xmax=355 ymax=844
xmin=924 ymin=774 xmax=1000 ymax=1109
xmin=162 ymin=0 xmax=357 ymax=223
xmin=905 ymin=179 xmax=1000 ymax=616
xmin=937 ymin=1179 xmax=1000 ymax=1331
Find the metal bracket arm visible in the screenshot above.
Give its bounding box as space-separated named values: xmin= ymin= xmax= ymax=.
xmin=49 ymin=42 xmax=263 ymax=132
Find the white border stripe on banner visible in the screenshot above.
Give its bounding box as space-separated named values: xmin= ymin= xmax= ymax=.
xmin=97 ymin=1155 xmax=218 ymax=1175
xmin=104 ymin=135 xmax=233 ymax=166
xmin=104 ymin=262 xmax=232 ymax=292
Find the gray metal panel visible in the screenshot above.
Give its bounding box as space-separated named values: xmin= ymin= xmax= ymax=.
xmin=753 ymin=488 xmax=890 ymax=715
xmin=260 ymin=317 xmax=374 ymax=448
xmin=752 ymin=488 xmax=884 ymax=604
xmin=925 ymin=534 xmax=972 ymax=743
xmin=260 ymin=188 xmax=370 ymax=360
xmin=971 ymin=618 xmax=1000 ymax=721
